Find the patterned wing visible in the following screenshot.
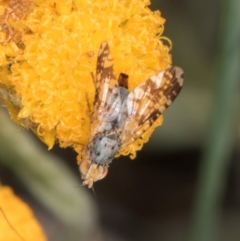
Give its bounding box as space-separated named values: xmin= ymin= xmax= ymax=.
xmin=119 ymin=66 xmax=184 ymax=148
xmin=90 ymin=42 xmax=121 ymax=134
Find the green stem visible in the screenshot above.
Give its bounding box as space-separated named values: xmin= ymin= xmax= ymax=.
xmin=190 ymin=0 xmax=240 ymax=241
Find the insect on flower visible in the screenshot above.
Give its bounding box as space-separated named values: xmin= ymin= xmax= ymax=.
xmin=79 ymin=42 xmax=184 ymax=188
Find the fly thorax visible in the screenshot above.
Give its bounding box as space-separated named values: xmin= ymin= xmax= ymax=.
xmin=98 ymin=122 xmax=114 ymax=133
xmin=119 ymin=86 xmax=129 ymax=103
xmin=90 ymin=133 xmax=120 ymax=166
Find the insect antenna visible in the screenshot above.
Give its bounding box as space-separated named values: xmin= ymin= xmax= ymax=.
xmin=91 ymin=186 xmax=98 ymax=199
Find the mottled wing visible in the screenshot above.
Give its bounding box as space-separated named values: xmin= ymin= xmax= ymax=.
xmin=119 ymin=66 xmax=184 ymax=148
xmin=90 ymin=42 xmax=121 ymax=134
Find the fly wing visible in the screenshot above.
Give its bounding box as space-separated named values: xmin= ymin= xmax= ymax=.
xmin=119 ymin=66 xmax=184 ymax=148
xmin=90 ymin=42 xmax=121 ymax=135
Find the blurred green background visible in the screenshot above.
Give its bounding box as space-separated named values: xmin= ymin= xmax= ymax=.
xmin=0 ymin=0 xmax=240 ymax=240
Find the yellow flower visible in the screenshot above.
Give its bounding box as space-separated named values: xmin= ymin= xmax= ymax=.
xmin=0 ymin=185 xmax=46 ymax=241
xmin=0 ymin=0 xmax=171 ymax=160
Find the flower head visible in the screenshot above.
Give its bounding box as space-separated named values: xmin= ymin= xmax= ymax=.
xmin=0 ymin=0 xmax=171 ymax=162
